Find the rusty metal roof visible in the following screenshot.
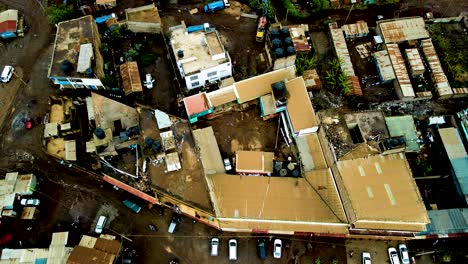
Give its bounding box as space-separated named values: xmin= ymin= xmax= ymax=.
xmin=119 ymin=61 xmax=143 ymax=95
xmin=342 ymin=20 xmax=369 ymax=38
xmin=386 ymin=44 xmax=415 ymax=98
xmin=377 ymin=17 xmax=429 ymax=43
xmin=421 ymin=39 xmax=452 ymax=97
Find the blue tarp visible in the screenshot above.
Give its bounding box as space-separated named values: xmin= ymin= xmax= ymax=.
xmin=0 ymin=31 xmax=16 ymax=39
xmin=95 ymin=14 xmax=114 ymax=24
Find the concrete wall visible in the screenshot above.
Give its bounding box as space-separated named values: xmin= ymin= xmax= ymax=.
xmin=126 ymin=21 xmax=161 ymax=34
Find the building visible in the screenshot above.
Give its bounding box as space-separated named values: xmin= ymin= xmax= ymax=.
xmin=0 ymin=232 xmax=72 ymax=263
xmin=285 ymin=77 xmax=319 ymax=136
xmin=386 ymin=44 xmax=415 ymax=100
xmin=376 ymin=17 xmax=429 ymax=44
xmin=67 ymin=235 xmax=121 ymax=264
xmin=405 ymin=48 xmax=425 ymax=77
xmin=417 ymin=208 xmax=468 ymax=238
xmin=329 ymin=23 xmax=362 ymax=96
xmin=78 ymin=0 xmax=115 ymax=15
xmin=0 ymin=9 xmax=18 ymax=39
xmin=438 ymin=127 xmax=468 ymax=206
xmin=169 ymin=22 xmax=232 ymax=90
xmin=125 ymin=4 xmax=161 ymax=34
xmin=373 ymin=50 xmax=396 ymax=83
xmin=120 ymin=61 xmax=143 ymax=95
xmin=288 ymin=24 xmax=311 ymax=52
xmin=0 ymin=172 xmax=37 ymax=213
xmin=421 ymin=39 xmax=453 ymax=99
xmin=48 ymin=16 xmax=105 ymax=89
xmin=265 ymin=24 xmax=297 ymax=71
xmin=183 ymin=93 xmax=213 ymax=123
xmin=235 ymin=151 xmax=274 ymax=175
xmin=342 ymin=20 xmax=369 ymax=39
xmin=335 ymin=153 xmax=430 ymax=235
xmin=385 ymin=115 xmax=421 ymax=152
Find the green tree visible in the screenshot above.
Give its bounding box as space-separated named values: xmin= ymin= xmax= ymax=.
xmin=311 ymin=0 xmax=330 ymax=13
xmin=46 ymin=4 xmax=75 ymax=25
xmin=102 ymin=75 xmax=118 ymax=88
xmin=315 ymin=256 xmax=321 ymax=264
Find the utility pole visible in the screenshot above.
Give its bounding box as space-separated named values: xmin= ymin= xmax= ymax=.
xmin=344 ymin=4 xmax=354 ymax=25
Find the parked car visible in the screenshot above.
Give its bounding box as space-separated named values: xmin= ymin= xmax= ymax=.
xmin=257 ymin=238 xmax=267 ymax=260
xmin=144 ymin=74 xmax=155 ymax=89
xmin=388 ymin=247 xmax=401 ymax=264
xmin=123 ymin=200 xmax=141 ymax=213
xmin=273 ymin=239 xmax=282 ymax=259
xmin=1 ymin=65 xmax=14 ymax=83
xmin=210 ymin=237 xmax=219 ymax=256
xmin=122 ymin=247 xmax=136 ymax=264
xmin=95 ymin=215 xmax=107 ymax=234
xmin=362 ymin=252 xmax=371 ymax=264
xmin=398 ymin=244 xmax=410 ymax=264
xmin=20 ymin=198 xmax=40 ymax=206
xmin=228 ymin=239 xmax=237 ymax=261
xmin=223 ymin=158 xmax=232 ymax=171
xmin=168 ymin=214 xmax=182 ymax=234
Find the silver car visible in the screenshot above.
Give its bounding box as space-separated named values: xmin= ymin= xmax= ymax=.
xmin=20 ymin=198 xmax=40 ymax=206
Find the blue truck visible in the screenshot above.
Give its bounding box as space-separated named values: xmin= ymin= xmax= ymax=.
xmin=204 ymin=0 xmax=230 ymax=12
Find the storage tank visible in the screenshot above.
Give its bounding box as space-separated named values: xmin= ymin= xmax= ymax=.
xmin=271 ymin=38 xmax=282 ymax=49
xmin=275 ymin=48 xmax=284 ymax=58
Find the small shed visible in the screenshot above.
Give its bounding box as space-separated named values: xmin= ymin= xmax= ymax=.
xmin=342 ymin=21 xmax=369 ymax=38
xmin=125 ymin=4 xmax=161 ymax=34
xmin=183 ymin=93 xmax=213 ymax=123
xmin=120 ymin=61 xmax=143 ymax=95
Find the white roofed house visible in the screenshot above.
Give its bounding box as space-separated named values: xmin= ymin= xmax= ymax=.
xmin=48 ymin=16 xmax=105 ymax=90
xmin=169 ymin=22 xmax=232 ymax=90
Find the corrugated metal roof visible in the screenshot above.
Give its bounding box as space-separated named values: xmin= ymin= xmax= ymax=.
xmin=387 ymin=44 xmax=415 ymax=98
xmin=421 ymin=39 xmax=452 ymax=97
xmin=330 ymin=27 xmax=355 ymax=76
xmin=439 ymin=127 xmax=468 ymax=204
xmin=405 ymin=48 xmax=425 ymax=76
xmin=374 ymin=50 xmax=396 ymax=81
xmin=342 ymin=20 xmax=369 ymax=38
xmin=378 ymin=17 xmax=429 ymax=43
xmin=419 ymin=208 xmax=468 ymax=235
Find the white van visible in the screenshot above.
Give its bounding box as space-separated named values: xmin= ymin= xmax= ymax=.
xmin=210 ymin=237 xmax=219 ymax=256
xmin=228 ymin=239 xmax=237 ymax=261
xmin=95 ymin=215 xmax=107 ymax=234
xmin=1 ymin=66 xmax=14 ymax=83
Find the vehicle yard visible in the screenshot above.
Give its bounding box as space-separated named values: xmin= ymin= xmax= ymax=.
xmin=0 ymin=0 xmax=467 ymax=263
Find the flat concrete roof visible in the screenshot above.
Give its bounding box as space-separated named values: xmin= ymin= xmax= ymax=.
xmin=170 ymin=25 xmax=227 ymax=76
xmin=192 ymin=127 xmax=225 ymax=175
xmin=235 ymin=151 xmax=274 ymax=174
xmin=89 ymin=93 xmax=139 ymax=131
xmin=49 ymin=16 xmax=97 ymax=78
xmin=336 ymin=153 xmax=429 ymax=228
xmin=207 ymin=86 xmax=237 ymax=107
xmin=285 ymin=77 xmax=318 ymax=133
xmin=126 ymin=4 xmax=161 ymax=23
xmin=234 ymin=66 xmax=296 ymax=103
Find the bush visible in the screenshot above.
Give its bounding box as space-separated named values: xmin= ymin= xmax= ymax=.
xmin=283 ymin=0 xmax=309 ymax=19
xmin=46 ymin=4 xmax=76 ymax=25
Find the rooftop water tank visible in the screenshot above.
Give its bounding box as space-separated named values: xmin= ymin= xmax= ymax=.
xmin=275 ymin=48 xmax=284 ymax=58
xmin=271 ymin=38 xmax=282 ymax=49
xmin=270 ymin=29 xmax=279 ymax=39
xmin=94 ymin=128 xmax=106 ymax=139
xmin=177 ymin=50 xmax=184 ymax=58
xmin=286 ymin=46 xmax=296 ymax=56
xmin=280 ymin=27 xmax=290 ymax=38
xmin=283 ymin=37 xmax=293 ymax=46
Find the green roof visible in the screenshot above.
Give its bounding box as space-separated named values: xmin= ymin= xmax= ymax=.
xmin=385 ymin=115 xmax=420 ymax=152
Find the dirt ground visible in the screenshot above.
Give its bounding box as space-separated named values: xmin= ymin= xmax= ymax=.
xmin=195 ymin=106 xmax=280 ymax=157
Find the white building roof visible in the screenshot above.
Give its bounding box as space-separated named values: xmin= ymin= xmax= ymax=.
xmin=77 ymin=43 xmax=94 ymax=73
xmin=170 ymin=24 xmax=229 ymax=76
xmin=154 ymin=110 xmax=172 ymax=129
xmin=166 ymin=152 xmax=181 ymax=172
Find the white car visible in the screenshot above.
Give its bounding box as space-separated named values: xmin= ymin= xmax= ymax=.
xmin=95 ymin=215 xmax=107 ymax=234
xmin=144 ymin=74 xmax=155 ymax=89
xmin=223 ymin=158 xmax=232 ymax=171
xmin=362 ymin=252 xmax=371 ymax=264
xmin=273 ymin=239 xmax=282 ymax=259
xmin=398 ymin=244 xmax=410 ymax=264
xmin=210 ymin=237 xmax=219 ymax=256
xmin=388 ymin=247 xmax=401 ymax=264
xmin=1 ymin=65 xmax=14 ymax=83
xmin=228 ymin=239 xmax=237 ymax=260
xmin=20 ymin=198 xmax=40 ymax=206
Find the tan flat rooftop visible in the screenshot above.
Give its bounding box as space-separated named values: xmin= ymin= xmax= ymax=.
xmin=126 ymin=4 xmax=161 ymax=23
xmin=336 ymin=153 xmax=429 ymax=227
xmin=170 ymin=26 xmax=228 ymax=76
xmin=235 ymin=66 xmax=296 ymax=103
xmin=235 ymin=151 xmax=274 ymax=174
xmin=192 ymin=127 xmax=225 ymax=175
xmin=207 ymin=86 xmax=237 ymax=107
xmin=286 ymin=77 xmax=318 ymax=133
xmin=90 ymin=93 xmax=139 ymax=131
xmin=211 ymin=168 xmax=347 ymax=224
xmin=49 ymin=15 xmax=97 ymax=78
xmin=377 ymin=17 xmax=429 ymax=43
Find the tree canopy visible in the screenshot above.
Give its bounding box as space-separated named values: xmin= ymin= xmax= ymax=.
xmin=46 ymin=4 xmax=76 ymax=25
